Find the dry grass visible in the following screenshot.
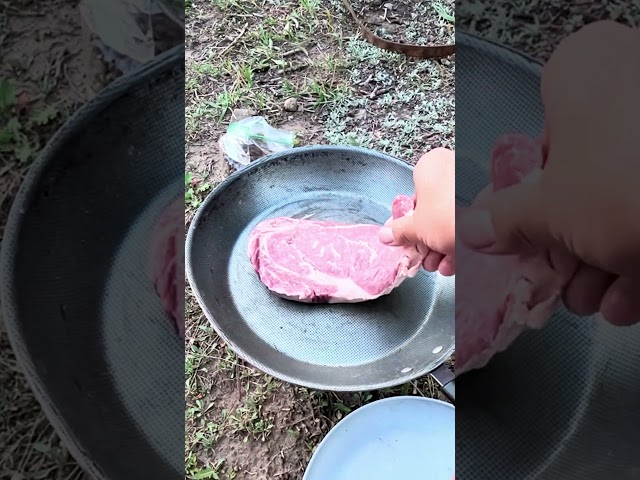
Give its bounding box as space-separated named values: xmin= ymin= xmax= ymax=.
xmin=184 ymin=0 xmax=455 ymax=478
xmin=0 ymin=0 xmax=103 ymax=478
xmin=2 ymin=0 xmax=632 ymax=478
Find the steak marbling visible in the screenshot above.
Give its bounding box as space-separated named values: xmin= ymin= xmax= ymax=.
xmin=149 ymin=196 xmax=185 ymax=337
xmin=456 ymin=133 xmax=573 ymax=375
xmin=248 ymin=196 xmax=424 ymax=303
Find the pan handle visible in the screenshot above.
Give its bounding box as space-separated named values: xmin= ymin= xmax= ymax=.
xmin=430 ymin=363 xmax=455 ymax=403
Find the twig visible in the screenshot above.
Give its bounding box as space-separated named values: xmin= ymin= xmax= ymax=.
xmin=17 ymin=413 xmax=44 ymax=472
xmin=281 ymin=413 xmax=314 ymax=429
xmin=282 ymin=47 xmax=305 ymax=57
xmin=274 ymin=470 xmax=294 ymax=477
xmin=3 ymin=6 xmax=44 ymax=16
xmin=236 ymin=360 xmax=242 ymax=401
xmin=358 ymin=73 xmax=373 ymax=86
xmin=219 ymin=23 xmax=248 ymax=57
xmin=266 ymin=452 xmax=280 ymax=468
xmin=371 ymin=86 xmax=391 ymax=98
xmin=53 ymin=50 xmax=78 ymax=89
xmin=63 ymin=63 xmax=85 ymax=102
xmin=361 ymin=86 xmax=392 ymax=99
xmin=283 ymin=63 xmax=309 ymax=74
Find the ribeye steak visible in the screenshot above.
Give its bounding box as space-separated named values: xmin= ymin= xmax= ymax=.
xmin=149 ymin=196 xmax=185 ymax=337
xmin=456 ymin=133 xmax=573 ymax=375
xmin=248 ymin=196 xmax=424 ymax=303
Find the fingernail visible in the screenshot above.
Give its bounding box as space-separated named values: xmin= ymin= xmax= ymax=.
xmin=602 ymin=279 xmax=640 ymax=327
xmin=378 ymin=226 xmax=394 ymax=244
xmin=459 ymin=209 xmax=496 ymax=250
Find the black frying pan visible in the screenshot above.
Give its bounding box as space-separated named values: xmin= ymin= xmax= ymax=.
xmin=0 ymin=47 xmax=184 ymax=479
xmin=186 ymin=145 xmax=455 ymax=398
xmin=456 ymin=31 xmax=640 ymax=479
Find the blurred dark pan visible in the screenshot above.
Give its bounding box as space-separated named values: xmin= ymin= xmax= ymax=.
xmin=0 ymin=47 xmax=183 ymax=479
xmin=186 ymin=145 xmax=455 ymax=397
xmin=456 ymin=31 xmax=640 ymax=479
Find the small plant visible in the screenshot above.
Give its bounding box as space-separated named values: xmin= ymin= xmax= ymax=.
xmin=299 ymin=0 xmax=320 ymax=17
xmin=185 ymin=171 xmax=212 ymax=209
xmin=194 ymin=422 xmax=221 ymax=449
xmin=187 ymin=458 xmax=225 ymax=479
xmin=186 ymin=398 xmax=215 ymax=420
xmin=433 ymin=2 xmax=455 ymax=22
xmin=0 ymin=79 xmax=60 ymax=164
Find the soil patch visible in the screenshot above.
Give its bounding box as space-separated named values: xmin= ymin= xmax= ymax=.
xmin=351 ymin=0 xmax=455 ymax=45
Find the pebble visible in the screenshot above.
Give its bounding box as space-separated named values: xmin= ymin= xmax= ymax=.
xmin=283 ymin=97 xmax=298 ymax=112
xmin=231 ymin=108 xmax=257 ymax=121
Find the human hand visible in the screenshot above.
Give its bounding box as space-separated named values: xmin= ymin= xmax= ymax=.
xmin=458 ymin=21 xmax=640 ymax=326
xmin=378 ymin=147 xmax=455 ymax=276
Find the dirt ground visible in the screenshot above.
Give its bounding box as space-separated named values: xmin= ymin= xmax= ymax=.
xmin=184 ymin=0 xmax=455 ymax=478
xmin=0 ymin=0 xmax=180 ymax=478
xmin=0 ymin=1 xmax=114 ymax=478
xmin=2 ymin=0 xmax=639 ymax=479
xmin=184 ymin=2 xmax=640 ymax=479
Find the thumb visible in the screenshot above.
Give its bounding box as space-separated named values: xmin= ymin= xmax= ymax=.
xmin=458 ymin=180 xmax=555 ymax=255
xmin=378 ymin=215 xmax=418 ymax=246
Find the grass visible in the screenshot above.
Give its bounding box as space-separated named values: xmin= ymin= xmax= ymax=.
xmin=185 ymin=0 xmax=455 ymax=180
xmin=0 ymin=79 xmax=61 ymax=164
xmin=184 ymin=0 xmax=455 ymax=477
xmin=183 ymin=289 xmax=453 ymax=479
xmin=185 ymin=171 xmax=212 ymax=209
xmin=0 ymin=327 xmax=85 ymax=479
xmin=5 ymin=0 xmax=631 ymax=478
xmin=0 ymin=78 xmax=64 ymax=223
xmin=0 ymin=3 xmax=89 ymax=476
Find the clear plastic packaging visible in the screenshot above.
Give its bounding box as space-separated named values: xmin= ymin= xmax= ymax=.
xmin=79 ymin=0 xmax=184 ymax=74
xmin=218 ymin=116 xmax=296 ymax=170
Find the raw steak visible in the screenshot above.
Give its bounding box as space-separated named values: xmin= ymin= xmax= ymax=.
xmin=456 ymin=133 xmax=573 ymax=375
xmin=149 ymin=196 xmax=185 ymax=337
xmin=248 ymin=197 xmax=424 ymax=303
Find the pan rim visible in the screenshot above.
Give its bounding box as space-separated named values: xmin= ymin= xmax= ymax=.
xmin=303 ymin=395 xmax=454 ymax=480
xmin=0 ymin=45 xmax=185 ymax=480
xmin=456 ymin=30 xmax=603 ymax=480
xmin=185 ymin=144 xmax=456 ymax=391
xmin=458 ymin=30 xmax=543 ymax=70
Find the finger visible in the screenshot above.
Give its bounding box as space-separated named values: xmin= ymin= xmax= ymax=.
xmin=423 ymin=251 xmax=445 ymax=272
xmin=416 ymin=242 xmax=430 ymax=258
xmin=471 ymin=184 xmax=494 ymax=208
xmin=378 ymin=216 xmax=418 ymax=246
xmin=438 ymin=255 xmax=455 ymax=276
xmin=562 ymin=264 xmax=616 ymax=316
xmin=601 ymin=276 xmax=640 ymax=326
xmin=458 ymin=181 xmax=554 ymax=255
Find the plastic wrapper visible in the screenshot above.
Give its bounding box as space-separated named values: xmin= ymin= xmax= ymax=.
xmin=79 ymin=0 xmax=184 ymax=74
xmin=218 ymin=116 xmax=296 ymax=170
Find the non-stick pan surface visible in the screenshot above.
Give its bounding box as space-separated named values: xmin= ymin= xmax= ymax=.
xmin=303 ymin=397 xmax=455 ymax=479
xmin=0 ymin=47 xmax=184 ymax=479
xmin=456 ymin=31 xmax=640 ymax=479
xmin=186 ymin=145 xmax=455 ymax=391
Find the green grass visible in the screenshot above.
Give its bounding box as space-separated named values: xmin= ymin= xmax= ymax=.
xmin=185 ymin=0 xmax=455 ymax=476
xmin=0 ymin=79 xmax=61 ymax=164
xmin=433 ymin=2 xmax=455 ymax=22
xmin=185 ymin=0 xmax=354 ymax=139
xmin=185 ymin=171 xmax=212 ymax=210
xmin=185 ymin=16 xmax=455 ymax=477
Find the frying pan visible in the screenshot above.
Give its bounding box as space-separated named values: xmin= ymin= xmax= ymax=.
xmin=0 ymin=47 xmax=183 ymax=479
xmin=186 ymin=145 xmax=455 ymax=396
xmin=303 ymin=396 xmax=455 ymax=479
xmin=456 ymin=32 xmax=640 ymax=479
